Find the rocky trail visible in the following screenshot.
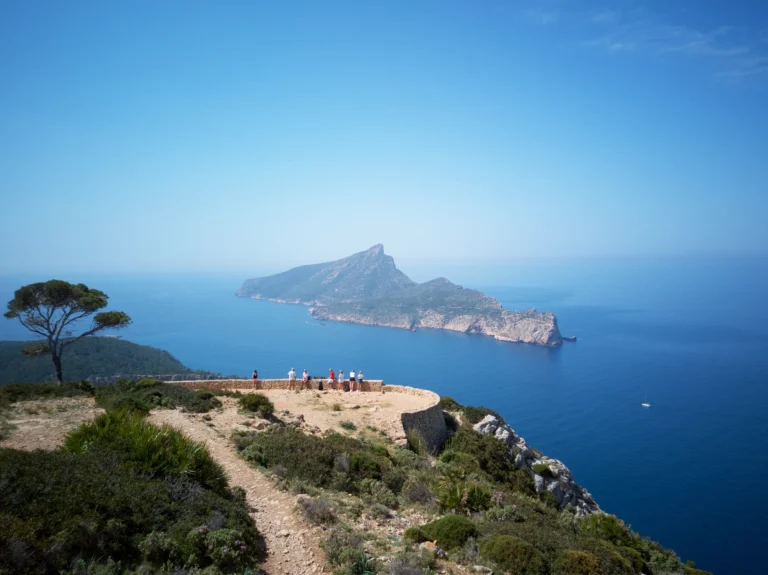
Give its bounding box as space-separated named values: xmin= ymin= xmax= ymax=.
xmin=149 ymin=409 xmax=328 ymax=575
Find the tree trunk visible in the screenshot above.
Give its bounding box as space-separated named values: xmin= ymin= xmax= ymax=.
xmin=52 ymin=352 xmax=64 ymax=384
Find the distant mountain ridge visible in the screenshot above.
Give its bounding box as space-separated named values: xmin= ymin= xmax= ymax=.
xmin=237 ymin=245 xmax=563 ymax=346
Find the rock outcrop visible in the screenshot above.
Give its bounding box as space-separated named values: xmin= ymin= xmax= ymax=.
xmin=238 ymin=246 xmax=563 ymax=347
xmin=474 ymin=414 xmax=600 ymax=517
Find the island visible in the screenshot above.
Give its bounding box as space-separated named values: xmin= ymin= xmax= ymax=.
xmin=236 ymin=244 xmax=563 ymax=346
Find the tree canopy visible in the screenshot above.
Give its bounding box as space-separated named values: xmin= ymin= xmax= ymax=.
xmin=4 ymin=280 xmax=131 ymax=382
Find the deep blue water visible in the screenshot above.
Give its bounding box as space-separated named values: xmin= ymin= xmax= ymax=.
xmin=2 ymin=256 xmax=767 ymax=575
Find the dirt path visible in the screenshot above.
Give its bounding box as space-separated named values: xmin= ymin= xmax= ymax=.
xmin=149 ymin=409 xmax=327 ymax=575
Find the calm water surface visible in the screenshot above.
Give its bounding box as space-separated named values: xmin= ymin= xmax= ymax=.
xmin=2 ymin=256 xmax=767 ymax=574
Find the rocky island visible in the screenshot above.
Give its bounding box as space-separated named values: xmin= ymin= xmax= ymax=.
xmin=237 ymin=244 xmax=563 ymax=346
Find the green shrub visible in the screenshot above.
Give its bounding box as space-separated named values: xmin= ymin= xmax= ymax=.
xmin=461 ymin=405 xmax=500 ymax=424
xmin=479 ymin=534 xmax=547 ymax=575
xmin=406 ymin=429 xmax=428 ymax=455
xmin=553 ymin=550 xmax=604 ymax=575
xmin=402 ymin=478 xmax=434 ymax=504
xmin=340 ymin=420 xmax=357 ymax=431
xmin=539 ymin=489 xmax=560 ymax=509
xmin=0 ymin=442 xmax=263 ymax=573
xmin=532 ymin=462 xmax=554 ymax=477
xmin=332 ymin=403 xmax=343 ymax=412
xmin=445 ymin=426 xmax=522 ymax=486
xmin=350 ymin=453 xmax=380 ymax=479
xmin=238 ymin=427 xmax=397 ymax=491
xmin=439 ymin=450 xmax=481 ymax=476
xmin=403 ymin=526 xmax=428 ymax=544
xmin=95 ymin=378 xmax=221 ymax=414
xmin=0 ymin=380 xmax=94 ymax=405
xmin=419 ymin=515 xmax=477 ymax=550
xmin=436 ymin=477 xmax=492 ymax=513
xmin=322 ymin=528 xmax=364 ymax=567
xmin=237 ymin=393 xmax=274 ymax=417
xmin=297 ymin=496 xmax=337 ymax=525
xmin=439 ymin=396 xmax=462 ymax=411
xmin=64 ymin=410 xmax=228 ymax=496
xmin=580 ymin=514 xmax=633 ymax=547
xmin=576 ymin=540 xmax=635 ymax=575
xmin=358 ymin=478 xmax=399 ymax=509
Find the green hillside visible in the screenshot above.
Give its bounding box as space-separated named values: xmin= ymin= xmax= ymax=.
xmin=0 ymin=337 xmax=191 ymax=384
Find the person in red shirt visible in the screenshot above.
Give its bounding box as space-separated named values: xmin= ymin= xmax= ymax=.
xmin=328 ymin=368 xmax=335 ymax=389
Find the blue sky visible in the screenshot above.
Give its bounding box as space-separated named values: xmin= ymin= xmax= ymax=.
xmin=1 ymin=0 xmax=766 ymax=273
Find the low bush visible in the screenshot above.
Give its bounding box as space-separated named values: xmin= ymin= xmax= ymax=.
xmin=402 ymin=478 xmax=433 ymax=504
xmin=445 ymin=426 xmax=520 ymax=485
xmin=439 ymin=396 xmax=462 ymax=411
xmin=418 ymin=515 xmax=478 ymax=550
xmin=0 ymin=380 xmax=94 ymax=405
xmin=552 ymin=549 xmax=604 ymax=575
xmin=297 ymin=496 xmax=337 ymax=525
xmin=64 ymin=409 xmax=228 ymax=496
xmin=406 ymin=429 xmax=428 ymax=455
xmin=322 ymin=528 xmax=364 ymax=567
xmin=238 ymin=427 xmax=399 ymax=492
xmin=479 ymin=534 xmax=547 ymax=575
xmin=237 ymin=393 xmax=274 ymax=417
xmin=95 ymin=378 xmax=221 ymax=414
xmin=350 ymin=452 xmax=381 ymax=479
xmin=436 ymin=478 xmax=492 ymax=513
xmin=579 ymin=514 xmax=633 ymax=547
xmin=340 ymin=420 xmax=357 ymax=431
xmin=0 ymin=429 xmax=263 ymax=573
xmin=358 ymin=478 xmax=399 ymax=509
xmin=461 ymin=405 xmax=500 ymax=424
xmin=389 ymin=548 xmax=436 ymax=575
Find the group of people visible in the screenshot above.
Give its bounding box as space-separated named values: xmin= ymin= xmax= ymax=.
xmin=326 ymin=368 xmax=364 ymax=391
xmin=251 ymin=368 xmax=366 ymax=392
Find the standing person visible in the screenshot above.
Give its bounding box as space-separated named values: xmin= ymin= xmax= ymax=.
xmin=328 ymin=368 xmax=335 ymax=389
xmin=349 ymin=369 xmax=356 ymax=391
xmin=338 ymin=370 xmax=345 ymax=392
xmin=302 ymin=369 xmax=310 ymax=390
xmin=252 ymin=369 xmax=259 ymax=386
xmin=288 ymin=367 xmax=297 ymax=390
xmin=357 ymin=370 xmax=364 ymax=391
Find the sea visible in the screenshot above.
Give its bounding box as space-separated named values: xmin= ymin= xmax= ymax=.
xmin=1 ymin=255 xmax=767 ymax=575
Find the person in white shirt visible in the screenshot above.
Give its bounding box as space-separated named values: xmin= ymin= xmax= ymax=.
xmin=302 ymin=369 xmax=310 ymax=390
xmin=338 ymin=370 xmax=345 ymax=391
xmin=349 ymin=370 xmax=356 ymax=391
xmin=288 ymin=368 xmax=297 ymax=390
xmin=357 ymin=370 xmax=364 ymax=390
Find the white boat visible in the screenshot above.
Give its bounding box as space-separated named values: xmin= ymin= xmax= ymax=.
xmin=642 ymin=392 xmax=651 ymax=408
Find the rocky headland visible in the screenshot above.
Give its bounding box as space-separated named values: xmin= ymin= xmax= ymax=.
xmin=473 ymin=413 xmax=600 ymax=517
xmin=237 ymin=245 xmax=563 ymax=347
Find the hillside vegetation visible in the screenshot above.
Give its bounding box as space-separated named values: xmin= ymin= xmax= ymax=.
xmin=232 ymin=397 xmax=710 ymax=575
xmin=0 ymin=337 xmax=191 ymax=385
xmin=0 ymin=409 xmax=264 ymax=574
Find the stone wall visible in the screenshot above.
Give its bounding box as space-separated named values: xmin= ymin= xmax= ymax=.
xmin=168 ymin=378 xmax=384 ymax=392
xmin=383 ymin=385 xmax=447 ymax=451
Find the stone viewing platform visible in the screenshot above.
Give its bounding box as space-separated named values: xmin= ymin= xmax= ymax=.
xmin=168 ymin=379 xmax=447 ymax=450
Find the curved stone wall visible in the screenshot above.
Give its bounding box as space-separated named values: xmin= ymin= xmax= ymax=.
xmin=382 ymin=385 xmax=447 ymax=451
